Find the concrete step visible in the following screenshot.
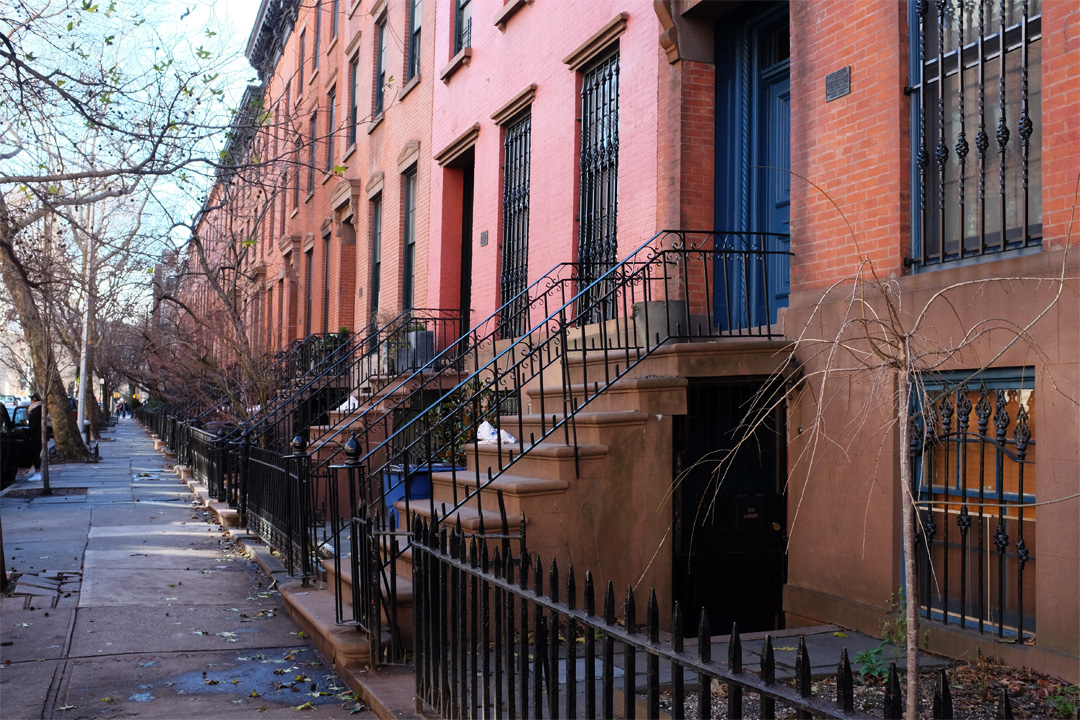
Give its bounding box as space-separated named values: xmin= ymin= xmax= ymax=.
xmin=527 ymin=375 xmax=688 ymax=416
xmin=493 ymin=409 xmax=649 ymax=447
xmin=460 ymin=439 xmax=608 ymax=482
xmin=429 ymin=470 xmax=569 ymax=517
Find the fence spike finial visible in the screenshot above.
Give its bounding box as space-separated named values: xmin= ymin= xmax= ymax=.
xmin=837 ymin=647 xmax=854 ymax=714
xmin=796 ymin=636 xmax=811 ymax=699
xmin=884 ymin=662 xmax=902 ymax=719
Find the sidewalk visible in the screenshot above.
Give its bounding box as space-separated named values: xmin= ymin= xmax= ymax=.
xmin=0 ymin=419 xmax=367 ymax=719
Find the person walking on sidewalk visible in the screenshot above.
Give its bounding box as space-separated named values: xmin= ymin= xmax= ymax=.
xmin=26 ymin=393 xmax=43 ymax=480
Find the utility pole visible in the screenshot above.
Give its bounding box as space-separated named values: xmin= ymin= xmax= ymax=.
xmin=76 ymin=204 xmax=95 ymax=444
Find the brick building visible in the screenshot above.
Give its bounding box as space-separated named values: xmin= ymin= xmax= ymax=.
xmin=183 ymin=0 xmax=1077 ymax=681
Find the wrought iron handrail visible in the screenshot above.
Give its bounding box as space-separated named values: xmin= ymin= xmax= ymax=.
xmin=305 ymin=261 xmax=584 ymax=475
xmin=361 ymin=228 xmax=789 ymax=508
xmin=234 ymin=308 xmax=462 ymax=452
xmin=333 ymin=230 xmax=789 ymax=645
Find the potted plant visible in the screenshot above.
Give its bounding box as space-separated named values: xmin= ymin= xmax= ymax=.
xmin=632 ymin=299 xmax=689 ymax=347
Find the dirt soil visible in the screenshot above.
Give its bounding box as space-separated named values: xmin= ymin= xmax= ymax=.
xmin=662 ymin=656 xmax=1079 ymax=719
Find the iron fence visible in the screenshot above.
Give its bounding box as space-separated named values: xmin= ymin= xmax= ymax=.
xmin=246 ymin=440 xmax=316 ymax=579
xmin=411 ymin=516 xmax=882 ymax=720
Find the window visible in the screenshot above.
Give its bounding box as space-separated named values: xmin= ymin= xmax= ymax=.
xmin=402 ymin=171 xmax=417 ymax=309
xmin=277 ymin=278 xmax=285 ymax=346
xmin=909 ymin=0 xmax=1041 ymax=267
xmin=913 ymin=369 xmax=1036 ymax=640
xmin=293 ymin=136 xmax=301 ymax=208
xmin=499 ymin=113 xmax=531 ymax=339
xmin=313 ymin=2 xmax=321 ymax=72
xmin=454 ymin=0 xmax=472 ymax=55
xmin=576 ymin=52 xmax=620 ymax=323
xmin=304 ymin=248 xmax=314 ymax=335
xmin=307 ymin=113 xmax=317 ymax=193
xmin=370 ymin=196 xmax=382 ymax=319
xmin=323 ymin=232 xmax=332 ymax=333
xmin=407 ymin=0 xmax=422 ymax=82
xmin=298 ymin=30 xmax=306 ymax=90
xmin=280 ymin=173 xmax=287 ymax=234
xmin=331 ymin=0 xmax=339 ymax=39
xmin=348 ymin=56 xmax=359 ymax=146
xmin=267 ymin=284 xmax=274 ymax=349
xmin=326 ymin=87 xmax=336 ymax=170
xmin=374 ymin=19 xmax=387 ymax=115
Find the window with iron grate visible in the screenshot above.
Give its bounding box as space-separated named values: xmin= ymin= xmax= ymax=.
xmin=576 ymin=51 xmax=620 ymax=323
xmin=912 ymin=368 xmax=1036 ymax=640
xmin=909 ymin=0 xmax=1041 ymax=268
xmin=499 ymin=113 xmax=531 ymax=339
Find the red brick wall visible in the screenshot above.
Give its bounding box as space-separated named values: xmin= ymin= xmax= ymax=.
xmin=429 ymin=1 xmax=663 ymax=326
xmin=1041 ymin=1 xmax=1080 ymax=252
xmin=789 ymin=0 xmax=909 ymax=294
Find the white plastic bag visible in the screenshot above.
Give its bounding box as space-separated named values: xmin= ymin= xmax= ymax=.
xmin=335 ymin=395 xmax=359 ymax=412
xmin=477 ymin=420 xmax=516 ymax=445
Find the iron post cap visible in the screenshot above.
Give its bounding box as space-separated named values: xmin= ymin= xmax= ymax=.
xmin=344 ymin=434 xmax=362 ymax=463
xmin=291 ymin=435 xmax=307 ymax=453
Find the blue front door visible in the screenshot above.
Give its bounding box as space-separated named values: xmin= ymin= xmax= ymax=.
xmin=715 ymin=9 xmax=791 ymax=329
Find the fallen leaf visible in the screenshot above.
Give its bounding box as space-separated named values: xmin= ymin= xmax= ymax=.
xmin=205 ymin=679 xmax=220 ymax=686
xmin=58 ymin=705 xmax=76 ymax=711
xmin=349 ymin=703 xmax=367 ymax=714
xmin=250 ymin=690 xmax=260 ymax=698
xmin=833 ymin=631 xmax=849 ymax=638
xmin=293 ymin=701 xmax=314 ymax=710
xmin=100 ymin=696 xmax=114 ymax=703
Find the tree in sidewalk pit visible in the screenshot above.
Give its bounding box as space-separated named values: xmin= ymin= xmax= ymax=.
xmin=0 ymin=0 xmax=251 ymax=454
xmin=695 ymin=173 xmax=1078 ymax=719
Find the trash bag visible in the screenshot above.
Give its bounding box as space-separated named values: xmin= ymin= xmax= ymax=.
xmin=476 ymin=420 xmax=516 ymax=445
xmin=335 ymin=395 xmax=359 ymax=412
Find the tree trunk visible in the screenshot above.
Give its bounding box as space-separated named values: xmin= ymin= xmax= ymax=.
xmin=0 ymin=236 xmax=88 ymax=460
xmin=40 ymin=391 xmax=51 ymax=495
xmin=898 ymin=364 xmax=920 ymax=719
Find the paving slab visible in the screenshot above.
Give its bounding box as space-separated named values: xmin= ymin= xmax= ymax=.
xmin=56 ymin=650 xmax=354 ymax=718
xmin=69 ymin=603 xmax=311 ymax=656
xmin=0 ymin=608 xmax=74 ymax=661
xmin=79 ymin=566 xmax=262 ymax=607
xmin=0 ymin=660 xmax=59 ymax=718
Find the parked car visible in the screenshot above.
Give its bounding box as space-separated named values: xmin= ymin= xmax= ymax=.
xmin=1 ymin=404 xmax=34 ymax=486
xmin=12 ymin=401 xmax=53 ymax=439
xmin=1 ymin=394 xmax=17 ymax=416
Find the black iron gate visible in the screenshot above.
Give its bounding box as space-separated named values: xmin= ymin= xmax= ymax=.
xmin=673 ymin=377 xmax=787 ymax=636
xmin=576 ymin=51 xmax=619 ymax=324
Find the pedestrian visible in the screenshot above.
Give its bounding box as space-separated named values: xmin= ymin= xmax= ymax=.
xmin=27 ymin=393 xmax=43 ymax=480
xmin=117 ymin=400 xmax=126 ymax=419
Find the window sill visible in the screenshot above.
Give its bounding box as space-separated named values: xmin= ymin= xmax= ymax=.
xmin=440 ymin=47 xmax=472 ymax=84
xmin=399 ymin=73 xmax=421 ymax=100
xmin=305 ymin=190 xmax=315 ymax=204
xmin=326 ymin=35 xmax=339 ymax=56
xmin=494 ymin=0 xmax=532 ymax=32
xmin=342 ymin=144 xmax=357 ymax=162
xmin=367 ymin=113 xmax=384 ymax=135
xmin=290 ymin=208 xmax=299 ymax=219
xmin=321 ymin=173 xmax=335 ymax=186
xmin=308 ymin=68 xmax=320 ymax=87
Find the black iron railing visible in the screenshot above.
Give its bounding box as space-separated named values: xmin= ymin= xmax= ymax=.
xmin=327 ymin=230 xmax=789 ymax=654
xmin=412 ymin=516 xmax=878 ymax=719
xmin=246 ymin=439 xmax=315 ymax=579
xmin=238 ymin=309 xmax=462 ymax=453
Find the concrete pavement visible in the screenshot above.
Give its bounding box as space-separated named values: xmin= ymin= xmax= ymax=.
xmin=0 ymin=418 xmax=369 ymax=719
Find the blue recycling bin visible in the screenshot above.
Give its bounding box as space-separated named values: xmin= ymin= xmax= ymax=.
xmin=383 ymin=463 xmax=465 ymax=511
